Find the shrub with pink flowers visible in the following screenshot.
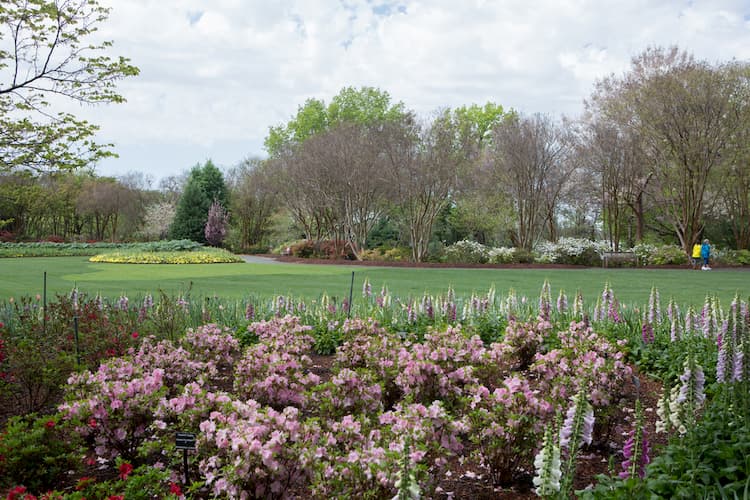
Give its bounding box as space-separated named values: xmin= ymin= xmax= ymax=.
xmin=181 ymin=323 xmax=240 ymax=369
xmin=395 ymin=326 xmax=484 ymax=408
xmin=467 ymin=375 xmax=550 ymax=486
xmin=129 ymin=337 xmax=217 ymax=388
xmin=233 ymin=343 xmax=320 ymax=409
xmin=197 ymin=400 xmax=319 ymax=498
xmin=59 ymin=360 xmax=167 ymax=460
xmin=532 ymin=321 xmax=632 ymax=408
xmin=307 ymin=367 xmax=384 ymax=418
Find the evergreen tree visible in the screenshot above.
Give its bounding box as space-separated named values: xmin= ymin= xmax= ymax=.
xmin=169 ymin=160 xmax=228 ymax=243
xmin=169 ymin=179 xmax=209 ymax=242
xmin=196 ymin=160 xmax=229 ymax=209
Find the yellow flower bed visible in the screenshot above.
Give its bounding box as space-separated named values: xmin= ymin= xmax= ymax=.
xmin=89 ymin=249 xmax=243 ymax=264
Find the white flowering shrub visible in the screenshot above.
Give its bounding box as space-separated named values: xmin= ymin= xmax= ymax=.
xmin=633 ymin=243 xmax=688 ymax=266
xmin=487 ymin=247 xmax=517 ymax=264
xmin=534 ymin=238 xmax=609 ymax=266
xmin=443 ymin=240 xmax=490 ymax=264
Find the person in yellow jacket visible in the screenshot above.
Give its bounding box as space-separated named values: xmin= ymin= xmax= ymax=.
xmin=691 ymin=242 xmax=702 ymax=269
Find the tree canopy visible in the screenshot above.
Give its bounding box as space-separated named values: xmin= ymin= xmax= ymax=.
xmin=264 ymin=86 xmax=409 ymax=157
xmin=0 ymin=0 xmax=139 ymax=173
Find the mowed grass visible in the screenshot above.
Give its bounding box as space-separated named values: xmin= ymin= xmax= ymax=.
xmin=1 ymin=257 xmax=748 ymax=308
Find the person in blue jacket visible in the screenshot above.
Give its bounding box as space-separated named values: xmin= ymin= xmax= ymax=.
xmin=700 ymin=239 xmax=711 ymax=270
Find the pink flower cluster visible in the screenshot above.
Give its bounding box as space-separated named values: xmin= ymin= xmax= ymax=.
xmin=59 ymin=359 xmax=166 ymax=460
xmin=198 ymin=400 xmax=319 ymax=499
xmin=395 ymin=327 xmax=485 ymax=406
xmin=234 ymin=316 xmax=320 ymax=408
xmin=467 ymin=375 xmax=550 ymax=485
xmin=182 ymin=323 xmax=240 ymax=369
xmin=532 ymin=321 xmax=632 ymax=408
xmin=307 ymin=367 xmax=384 ymax=418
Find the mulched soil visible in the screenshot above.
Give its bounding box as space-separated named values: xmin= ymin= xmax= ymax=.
xmin=308 ymin=354 xmax=664 ymax=499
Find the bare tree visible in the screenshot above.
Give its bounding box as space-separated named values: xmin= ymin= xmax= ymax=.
xmin=228 ymin=158 xmax=280 ymax=249
xmin=294 ymin=122 xmax=393 ymax=258
xmin=590 ymin=47 xmax=745 ymax=252
xmin=383 ymin=111 xmax=473 ymax=261
xmin=487 ymin=113 xmax=573 ymax=250
xmin=576 ymin=117 xmax=651 ymax=248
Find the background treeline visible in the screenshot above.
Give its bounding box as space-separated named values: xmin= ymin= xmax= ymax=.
xmin=1 ymin=47 xmax=748 ymax=261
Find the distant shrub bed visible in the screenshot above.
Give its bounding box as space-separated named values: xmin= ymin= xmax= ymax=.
xmin=89 ymin=248 xmax=242 ymax=264
xmin=0 ymin=240 xmax=203 ymax=258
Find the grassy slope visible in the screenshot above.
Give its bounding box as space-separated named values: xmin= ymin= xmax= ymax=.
xmin=0 ymin=257 xmax=748 ymax=307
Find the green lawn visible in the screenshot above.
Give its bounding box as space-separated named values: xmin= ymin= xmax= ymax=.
xmin=0 ymin=257 xmax=748 ymax=308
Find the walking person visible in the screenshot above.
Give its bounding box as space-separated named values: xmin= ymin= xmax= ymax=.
xmin=700 ymin=239 xmax=711 ymax=270
xmin=691 ymin=242 xmax=702 ymax=269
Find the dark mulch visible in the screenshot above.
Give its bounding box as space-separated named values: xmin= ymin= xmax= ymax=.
xmin=301 ymin=353 xmax=664 ymax=499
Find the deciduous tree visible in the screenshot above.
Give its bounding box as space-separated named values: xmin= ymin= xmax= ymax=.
xmin=0 ymin=0 xmax=138 ymax=172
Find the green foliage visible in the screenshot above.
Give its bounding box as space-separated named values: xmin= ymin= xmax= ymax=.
xmin=0 ymin=297 xmax=77 ymax=413
xmin=64 ymin=461 xmax=184 ymax=500
xmin=0 ymin=413 xmax=82 ymax=492
xmin=169 ymin=173 xmax=210 ymax=242
xmin=359 ymin=246 xmax=412 ymax=262
xmin=717 ymin=249 xmax=750 ymax=266
xmin=0 ymin=239 xmax=203 ymax=257
xmin=581 ymin=386 xmax=750 ymax=499
xmin=0 ymin=0 xmax=139 ymax=172
xmin=170 ymin=161 xmax=228 ymax=243
xmin=264 ymin=86 xmax=408 ymax=156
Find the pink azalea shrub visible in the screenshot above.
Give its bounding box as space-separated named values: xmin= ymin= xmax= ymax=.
xmin=532 ymin=321 xmax=632 ymax=408
xmin=233 ymin=343 xmax=320 ymax=409
xmin=378 ymin=400 xmax=467 ymax=494
xmin=531 ymin=321 xmax=632 ymax=444
xmin=467 ymin=375 xmax=550 ymax=486
xmin=246 ymin=315 xmax=315 ymax=354
xmin=181 ymin=323 xmax=240 ymax=369
xmin=197 ymin=400 xmax=320 ymax=499
xmin=334 ymin=330 xmax=404 ymax=407
xmin=310 ymin=414 xmax=397 ymax=498
xmin=395 ymin=326 xmax=484 ymax=408
xmin=59 ymin=359 xmax=166 ymax=460
xmin=235 ymin=316 xmax=320 ymax=408
xmin=307 ymin=367 xmax=384 ymax=418
xmin=130 ymin=336 xmax=217 ymax=388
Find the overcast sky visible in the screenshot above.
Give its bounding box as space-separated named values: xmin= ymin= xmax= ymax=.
xmin=79 ymin=0 xmax=750 ymax=184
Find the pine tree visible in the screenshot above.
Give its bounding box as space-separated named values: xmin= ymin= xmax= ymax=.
xmin=169 ymin=160 xmax=228 ymax=243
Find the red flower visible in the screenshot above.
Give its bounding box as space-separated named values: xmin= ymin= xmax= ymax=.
xmin=87 ymin=418 xmax=97 ymax=429
xmin=44 ymin=420 xmax=55 ymax=429
xmin=131 ymin=331 xmax=139 ymax=339
xmin=169 ymin=483 xmax=183 ymax=496
xmin=118 ymin=461 xmax=133 ymax=480
xmin=76 ymin=476 xmax=95 ymax=491
xmin=107 ymin=496 xmax=124 ymax=500
xmin=0 ymin=322 xmax=4 ymax=329
xmin=6 ymin=486 xmax=27 ymax=500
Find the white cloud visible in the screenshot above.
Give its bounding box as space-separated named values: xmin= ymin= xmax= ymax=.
xmin=68 ymin=0 xmax=750 ymax=181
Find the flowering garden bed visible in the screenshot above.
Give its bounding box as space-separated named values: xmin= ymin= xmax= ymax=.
xmin=0 ymin=285 xmax=748 ymax=498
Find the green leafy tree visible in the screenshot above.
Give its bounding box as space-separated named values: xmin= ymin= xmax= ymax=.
xmin=264 ymin=86 xmax=407 ymax=157
xmin=169 ymin=160 xmax=227 ymax=243
xmin=0 ymin=0 xmax=139 ymax=172
xmin=169 ymin=178 xmax=209 ymax=242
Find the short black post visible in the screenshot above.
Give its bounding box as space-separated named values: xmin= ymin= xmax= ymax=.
xmin=347 ymin=271 xmax=354 ymax=318
xmin=43 ymin=271 xmax=47 ymax=334
xmin=183 ymin=449 xmax=189 ymax=484
xmin=73 ymin=315 xmax=81 ymax=366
